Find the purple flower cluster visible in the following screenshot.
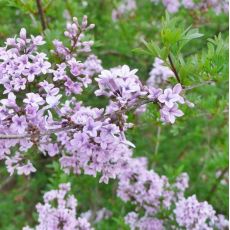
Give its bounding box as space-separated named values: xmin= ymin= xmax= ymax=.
xmin=23 ymin=183 xmax=93 ymax=230
xmin=111 ymin=0 xmax=228 ymax=18
xmin=0 ymin=15 xmax=187 ymax=186
xmin=151 ymin=0 xmax=229 ymax=14
xmin=83 ymin=55 xmax=103 ymax=78
xmin=96 ymin=65 xmax=145 ymax=110
xmin=0 ymin=16 xmax=103 ymax=176
xmin=96 ymin=65 xmax=185 ymax=124
xmin=58 ymin=101 xmax=133 ymax=183
xmin=53 ymin=16 xmax=95 ymax=60
xmin=117 ymin=157 xmax=228 ymax=230
xmin=0 ymin=28 xmax=48 ymax=93
xmin=0 ymin=48 xmax=186 ymax=179
xmin=174 ymin=195 xmax=228 ymax=229
xmin=147 ymin=58 xmax=174 ymax=87
xmin=125 ymin=212 xmax=164 ymax=230
xmin=112 ymin=0 xmax=137 ymax=21
xmin=51 ymin=16 xmax=101 ymax=96
xmin=148 ymin=83 xmax=185 ymax=123
xmin=117 ymin=157 xmax=173 ymax=211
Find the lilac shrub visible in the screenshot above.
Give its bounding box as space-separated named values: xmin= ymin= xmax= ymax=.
xmin=0 ymin=17 xmax=186 ymax=182
xmin=23 ymin=183 xmax=93 ymax=230
xmin=0 ymin=15 xmax=228 ymax=229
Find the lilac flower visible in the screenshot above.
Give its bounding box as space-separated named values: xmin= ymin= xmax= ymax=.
xmin=22 ymin=64 xmax=41 ymax=82
xmin=31 ymin=35 xmax=46 ymax=46
xmin=151 ymin=0 xmax=229 ymax=14
xmin=23 ymin=93 xmax=44 ymax=106
xmin=70 ymin=132 xmax=89 ymax=149
xmin=42 ymin=143 xmax=59 ymax=157
xmin=68 ymin=58 xmax=83 ymax=76
xmin=112 ymin=0 xmax=137 ymax=21
xmin=17 ymin=161 xmax=36 ymax=175
xmin=158 ymin=88 xmax=180 ymax=108
xmin=1 ymin=92 xmax=17 ymax=107
xmin=46 ymin=94 xmax=62 ymax=108
xmin=147 ymin=58 xmax=174 ymax=87
xmin=182 ymin=0 xmax=195 ymax=9
xmin=215 ymin=214 xmax=229 ymax=229
xmin=83 ymin=117 xmax=102 ymax=137
xmin=148 ymin=87 xmax=162 ymax=101
xmin=172 ymin=83 xmax=184 ymax=104
xmin=163 ymin=0 xmax=180 ymax=13
xmin=83 ymin=54 xmax=103 ymax=77
xmin=37 ymin=59 xmax=51 ymax=74
xmin=71 ymin=112 xmax=89 ymax=125
xmin=160 ymin=104 xmax=184 ymax=124
xmin=174 ymin=195 xmax=217 ymax=229
xmin=13 ymin=76 xmax=26 ymax=91
xmin=25 ymin=105 xmax=38 ymax=118
xmin=96 ymin=65 xmax=146 ymax=111
xmin=11 ymin=115 xmax=27 ymax=134
xmin=23 ymin=183 xmax=93 ymax=230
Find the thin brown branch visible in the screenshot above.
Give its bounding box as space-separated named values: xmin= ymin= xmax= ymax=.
xmin=0 ymin=97 xmax=153 ymax=140
xmin=168 ymin=54 xmax=181 ymax=84
xmin=154 ymin=126 xmax=161 ymax=155
xmin=35 ymin=0 xmax=48 ymax=31
xmin=207 ymin=166 xmax=228 ymax=202
xmin=184 ymin=80 xmax=215 ymax=91
xmin=0 ymin=125 xmax=76 ymax=140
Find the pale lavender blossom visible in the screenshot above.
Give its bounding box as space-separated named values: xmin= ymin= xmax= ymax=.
xmin=17 ymin=161 xmax=36 ymax=175
xmin=112 ymin=0 xmax=137 ymax=21
xmin=83 ymin=118 xmax=102 ymax=137
xmin=158 ymin=87 xmax=181 ymax=108
xmin=151 ymin=0 xmax=229 ymax=14
xmin=10 ymin=115 xmax=27 ymax=134
xmin=148 ymin=87 xmax=162 ymax=101
xmin=160 ymin=104 xmax=184 ymax=123
xmin=147 ymin=57 xmax=174 ymax=87
xmin=23 ymin=183 xmax=93 ymax=230
xmin=23 ymin=93 xmax=44 ymax=106
xmin=174 ymin=195 xmax=217 ymax=229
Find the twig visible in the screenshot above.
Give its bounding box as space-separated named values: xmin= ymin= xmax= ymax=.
xmin=0 ymin=97 xmax=153 ymax=140
xmin=0 ymin=77 xmax=213 ymax=141
xmin=0 ymin=125 xmax=77 ymax=140
xmin=168 ymin=54 xmax=181 ymax=84
xmin=184 ymin=80 xmax=214 ymax=91
xmin=0 ymin=176 xmax=14 ymax=191
xmin=154 ymin=126 xmax=161 ymax=155
xmin=100 ymin=50 xmax=139 ymax=62
xmin=207 ymin=166 xmax=228 ymax=202
xmin=35 ymin=0 xmax=48 ymax=31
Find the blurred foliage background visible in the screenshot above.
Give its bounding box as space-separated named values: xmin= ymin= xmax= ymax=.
xmin=0 ymin=0 xmax=228 ymax=229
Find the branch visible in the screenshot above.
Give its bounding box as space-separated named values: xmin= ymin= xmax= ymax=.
xmin=0 ymin=98 xmax=153 ymax=140
xmin=0 ymin=77 xmax=211 ymax=141
xmin=168 ymin=54 xmax=181 ymax=84
xmin=154 ymin=126 xmax=161 ymax=155
xmin=36 ymin=0 xmax=48 ymax=31
xmin=184 ymin=80 xmax=214 ymax=91
xmin=0 ymin=125 xmax=77 ymax=140
xmin=207 ymin=166 xmax=228 ymax=201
